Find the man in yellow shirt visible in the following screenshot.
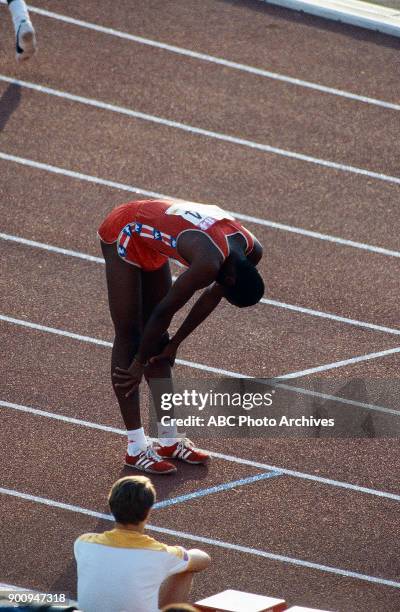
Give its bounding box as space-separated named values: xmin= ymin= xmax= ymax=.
xmin=74 ymin=476 xmax=211 ymax=612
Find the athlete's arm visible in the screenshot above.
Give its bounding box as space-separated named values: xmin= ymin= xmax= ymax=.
xmin=113 ymin=262 xmax=219 ymax=396
xmin=138 ymin=264 xmax=219 ymax=362
xmin=150 ymin=282 xmax=224 ymax=365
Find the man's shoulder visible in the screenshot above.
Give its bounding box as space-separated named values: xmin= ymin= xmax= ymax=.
xmin=75 ymin=532 xmax=108 ymax=545
xmin=137 ymin=534 xmax=187 ymax=560
xmin=159 ymin=543 xmax=188 ymax=560
xmin=74 ymin=529 xmax=186 ymax=559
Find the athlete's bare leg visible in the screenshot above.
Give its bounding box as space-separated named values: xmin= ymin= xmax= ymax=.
xmin=101 ymin=242 xmax=142 ymax=430
xmin=141 ymin=262 xmax=174 ymax=424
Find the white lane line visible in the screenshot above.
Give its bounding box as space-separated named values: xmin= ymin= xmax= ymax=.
xmin=1 ymin=1 xmax=398 ymax=112
xmin=271 ymin=383 xmax=400 ymax=417
xmin=1 ymin=75 xmax=399 ymax=185
xmin=0 ymin=313 xmax=244 ymax=376
xmin=0 ymin=584 xmax=26 ymax=591
xmin=209 ymin=448 xmax=400 ymax=502
xmin=0 ymin=584 xmax=36 ymax=592
xmin=2 ymin=313 xmax=399 ymax=379
xmin=1 ymin=312 xmax=398 ymax=380
xmin=0 ymin=315 xmax=112 ymax=347
xmin=1 ymin=152 xmax=399 ymax=260
xmin=0 ymin=486 xmax=399 ymax=588
xmin=0 ymin=400 xmax=126 ymax=435
xmin=263 ymin=298 xmax=400 ymax=336
xmin=225 ymin=212 xmax=400 ymax=259
xmin=154 ymin=471 xmax=282 ymax=510
xmin=278 ymin=346 xmax=400 ymax=379
xmin=2 ymin=399 xmax=399 ymax=499
xmin=0 ymin=233 xmax=104 ymax=264
xmin=0 ymin=315 xmax=400 ymax=416
xmin=2 ymin=230 xmax=400 ymax=336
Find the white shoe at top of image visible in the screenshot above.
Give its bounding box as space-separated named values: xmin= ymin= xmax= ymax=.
xmin=16 ymin=19 xmax=37 ymax=62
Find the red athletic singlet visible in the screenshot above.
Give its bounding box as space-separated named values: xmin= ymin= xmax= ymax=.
xmin=98 ymin=199 xmax=256 ymax=271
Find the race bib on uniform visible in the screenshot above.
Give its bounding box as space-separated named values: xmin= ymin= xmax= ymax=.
xmin=166 ymin=201 xmax=234 ymax=230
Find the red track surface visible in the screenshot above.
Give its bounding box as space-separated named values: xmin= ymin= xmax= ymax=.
xmin=0 ymin=1 xmax=399 ymax=610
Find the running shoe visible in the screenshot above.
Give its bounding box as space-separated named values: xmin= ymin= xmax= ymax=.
xmin=16 ymin=20 xmax=37 ymax=62
xmin=125 ymin=446 xmax=177 ymax=474
xmin=157 ymin=438 xmax=209 ymax=464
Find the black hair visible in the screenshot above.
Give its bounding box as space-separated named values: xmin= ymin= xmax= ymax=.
xmin=224 ymin=258 xmax=265 ymax=307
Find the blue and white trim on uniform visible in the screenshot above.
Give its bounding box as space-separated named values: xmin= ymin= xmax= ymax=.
xmin=117 ymin=222 xmax=177 ymax=259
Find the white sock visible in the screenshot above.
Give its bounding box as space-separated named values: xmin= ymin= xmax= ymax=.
xmin=157 ymin=422 xmax=180 ymax=447
xmin=8 ymin=0 xmax=31 ymax=32
xmin=127 ymin=427 xmax=148 ymax=456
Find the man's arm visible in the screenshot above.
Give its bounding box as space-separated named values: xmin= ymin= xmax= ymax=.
xmin=185 ymin=549 xmax=211 ymax=572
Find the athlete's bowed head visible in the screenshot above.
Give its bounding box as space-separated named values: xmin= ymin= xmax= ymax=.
xmin=217 ymin=254 xmax=265 ymax=307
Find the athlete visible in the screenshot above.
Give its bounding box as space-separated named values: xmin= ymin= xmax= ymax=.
xmin=6 ymin=0 xmax=37 ymax=61
xmin=98 ymin=199 xmax=264 ymax=474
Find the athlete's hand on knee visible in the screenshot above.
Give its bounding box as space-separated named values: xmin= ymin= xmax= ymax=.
xmin=149 ymin=340 xmax=178 ymax=367
xmin=113 ymin=359 xmax=145 ymax=397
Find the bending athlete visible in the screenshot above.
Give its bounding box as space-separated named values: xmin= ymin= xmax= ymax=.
xmin=98 ymin=199 xmax=264 ymax=474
